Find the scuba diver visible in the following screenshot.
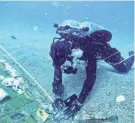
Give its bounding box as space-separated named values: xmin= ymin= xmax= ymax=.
xmin=50 ymin=20 xmax=134 ymax=118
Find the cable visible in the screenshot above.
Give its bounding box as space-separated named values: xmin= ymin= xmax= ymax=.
xmin=0 ymin=45 xmax=54 ymax=103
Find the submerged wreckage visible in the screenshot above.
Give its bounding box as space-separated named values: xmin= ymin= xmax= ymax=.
xmin=0 ymin=45 xmax=118 ymax=123
xmin=0 ymin=49 xmax=52 ymax=123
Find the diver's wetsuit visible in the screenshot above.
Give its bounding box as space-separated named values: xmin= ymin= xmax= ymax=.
xmin=50 ymin=30 xmax=134 ymax=104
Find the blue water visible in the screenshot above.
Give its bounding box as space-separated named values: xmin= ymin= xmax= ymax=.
xmin=0 ymin=1 xmax=134 ymax=50
xmin=0 ymin=2 xmax=134 ymax=34
xmin=0 ymin=2 xmax=134 ymax=123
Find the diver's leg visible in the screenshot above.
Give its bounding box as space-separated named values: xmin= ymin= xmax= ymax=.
xmin=103 ymin=44 xmax=134 ymax=73
xmin=50 ymin=41 xmax=68 ymax=96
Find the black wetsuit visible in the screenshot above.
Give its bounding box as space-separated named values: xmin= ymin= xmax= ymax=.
xmin=50 ymin=30 xmax=134 ymax=104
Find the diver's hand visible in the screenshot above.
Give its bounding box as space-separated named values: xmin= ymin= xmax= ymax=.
xmin=53 ymin=98 xmax=65 ymax=110
xmin=62 ymin=65 xmax=77 ymax=74
xmin=63 ymin=99 xmax=82 ymax=119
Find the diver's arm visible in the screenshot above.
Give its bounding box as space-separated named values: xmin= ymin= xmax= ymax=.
xmin=62 ymin=55 xmax=97 ymax=118
xmin=52 ymin=65 xmax=64 ymax=96
xmin=78 ymin=56 xmax=97 ymax=104
xmin=54 ymin=65 xmax=62 ymax=85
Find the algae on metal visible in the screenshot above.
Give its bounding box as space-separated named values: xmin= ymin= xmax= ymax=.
xmin=0 ymin=50 xmax=52 ymax=123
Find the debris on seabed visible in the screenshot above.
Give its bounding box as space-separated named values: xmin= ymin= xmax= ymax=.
xmin=2 ymin=77 xmax=15 ymax=87
xmin=11 ymin=112 xmax=26 ymax=121
xmin=0 ymin=88 xmax=10 ymax=102
xmin=116 ymin=95 xmax=125 ymax=103
xmin=1 ymin=59 xmax=25 ymax=95
xmin=74 ymin=111 xmax=118 ymax=123
xmin=36 ymin=108 xmax=49 ymax=122
xmin=0 ymin=75 xmax=5 ymax=80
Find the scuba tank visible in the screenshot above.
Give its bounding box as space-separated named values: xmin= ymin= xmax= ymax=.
xmin=53 ymin=19 xmax=112 ymax=43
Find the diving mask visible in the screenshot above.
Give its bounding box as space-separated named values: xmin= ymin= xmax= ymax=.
xmin=54 ymin=23 xmax=89 ymax=38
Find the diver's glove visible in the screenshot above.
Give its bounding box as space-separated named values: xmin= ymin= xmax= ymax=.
xmin=63 ymin=99 xmax=82 ymax=119
xmin=52 ymin=83 xmax=64 ymax=97
xmin=62 ymin=65 xmax=78 ymax=74
xmin=53 ymin=94 xmax=78 ymax=110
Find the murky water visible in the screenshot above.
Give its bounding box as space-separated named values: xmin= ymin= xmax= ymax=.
xmin=0 ymin=1 xmax=134 ymax=123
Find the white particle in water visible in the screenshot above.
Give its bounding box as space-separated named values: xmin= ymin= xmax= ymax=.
xmin=45 ymin=13 xmax=48 ymax=16
xmin=116 ymin=95 xmax=125 ymax=103
xmin=33 ymin=26 xmax=38 ymax=31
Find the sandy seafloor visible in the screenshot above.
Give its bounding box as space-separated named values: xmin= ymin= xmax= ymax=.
xmin=0 ymin=28 xmax=134 ymax=123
